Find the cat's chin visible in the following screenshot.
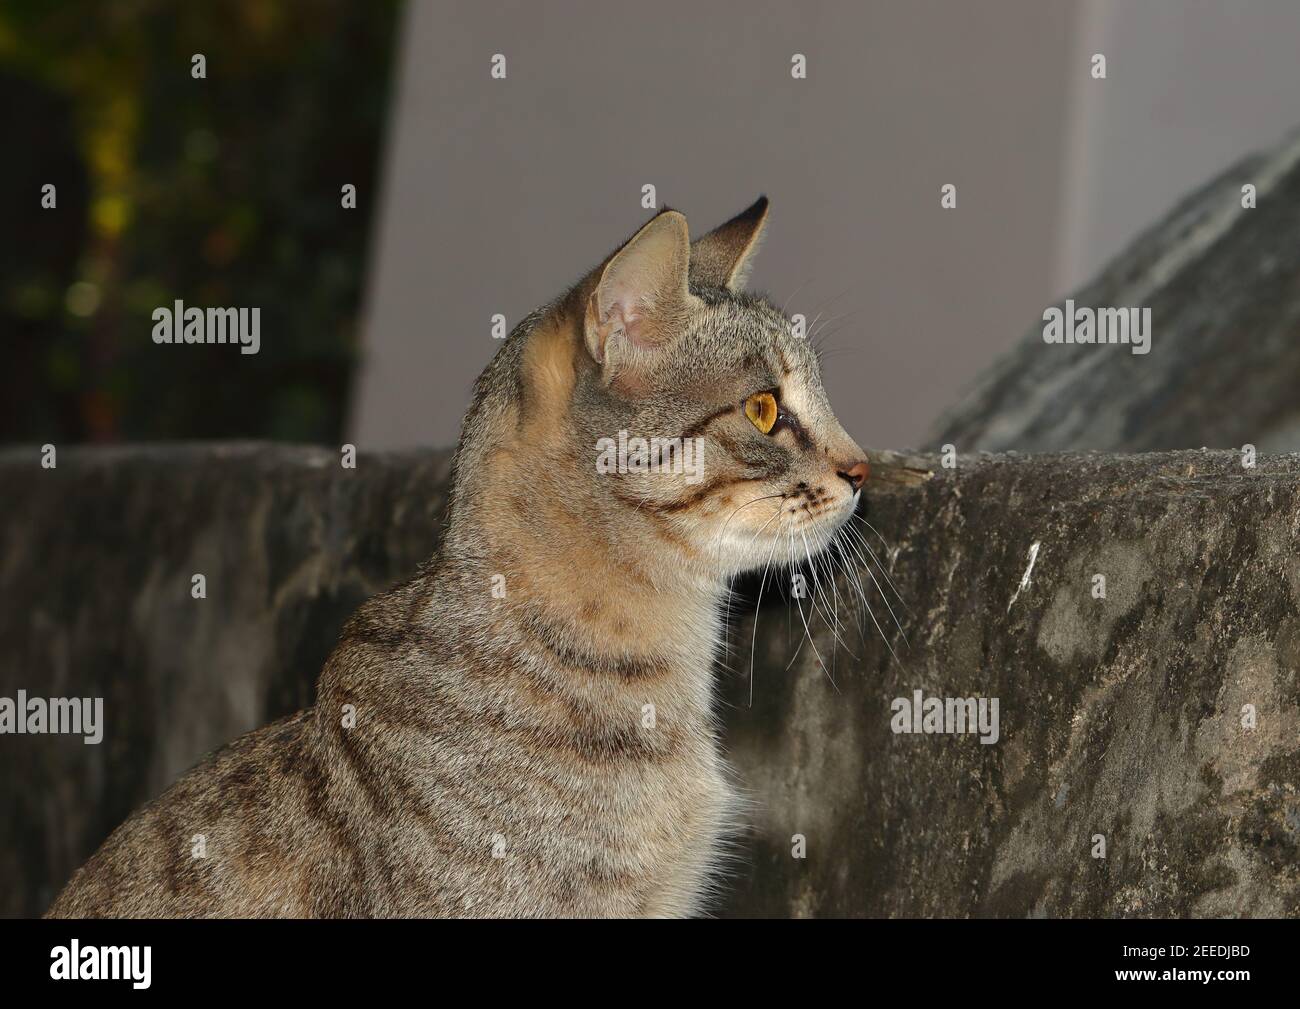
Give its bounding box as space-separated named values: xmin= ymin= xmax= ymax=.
xmin=795 ymin=498 xmax=858 ymax=553
xmin=716 ymin=492 xmax=858 ymax=577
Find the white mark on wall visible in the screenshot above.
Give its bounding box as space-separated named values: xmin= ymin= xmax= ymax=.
xmin=1008 ymin=540 xmax=1042 ymax=612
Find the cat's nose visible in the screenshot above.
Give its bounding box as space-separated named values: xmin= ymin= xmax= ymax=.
xmin=838 ymin=460 xmax=869 ymax=491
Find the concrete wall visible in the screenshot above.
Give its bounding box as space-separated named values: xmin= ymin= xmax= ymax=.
xmin=9 ymin=445 xmax=1298 ymax=916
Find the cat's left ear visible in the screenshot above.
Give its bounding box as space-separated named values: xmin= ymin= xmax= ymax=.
xmin=689 ymin=195 xmax=769 ymax=291
xmin=584 ymin=209 xmax=697 ymax=378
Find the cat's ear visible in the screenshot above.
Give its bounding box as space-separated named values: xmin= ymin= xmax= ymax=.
xmin=689 ymin=195 xmax=769 ymax=291
xmin=583 ymin=209 xmax=696 ymax=376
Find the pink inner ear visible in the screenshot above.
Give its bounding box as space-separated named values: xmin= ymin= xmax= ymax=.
xmin=595 ymin=214 xmax=689 ymax=356
xmin=603 ymin=286 xmax=658 ymax=352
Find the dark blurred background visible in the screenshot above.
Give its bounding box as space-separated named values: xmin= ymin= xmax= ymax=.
xmin=10 ymin=0 xmax=1300 ymax=454
xmin=2 ymin=0 xmax=401 ymax=445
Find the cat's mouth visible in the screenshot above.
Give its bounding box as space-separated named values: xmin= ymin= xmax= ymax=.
xmin=786 ymin=482 xmax=857 ymax=525
xmin=796 ymin=490 xmax=858 ymax=541
xmin=743 ymin=484 xmax=858 ymax=563
xmin=710 ymin=483 xmax=860 ymax=575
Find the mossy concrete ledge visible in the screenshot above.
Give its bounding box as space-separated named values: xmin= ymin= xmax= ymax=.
xmin=3 ymin=444 xmax=1298 ymax=917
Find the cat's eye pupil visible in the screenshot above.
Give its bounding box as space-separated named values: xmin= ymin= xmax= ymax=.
xmin=744 ymin=392 xmax=779 ymax=435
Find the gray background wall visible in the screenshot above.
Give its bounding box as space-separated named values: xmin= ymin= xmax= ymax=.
xmin=1057 ymin=0 xmax=1300 ymax=291
xmin=350 ymin=0 xmax=1300 ymax=453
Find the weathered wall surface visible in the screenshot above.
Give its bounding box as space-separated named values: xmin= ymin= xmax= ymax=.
xmin=718 ymin=449 xmax=1300 ymax=917
xmin=0 ymin=445 xmax=451 ymax=916
xmin=4 ymin=445 xmax=1297 ymax=917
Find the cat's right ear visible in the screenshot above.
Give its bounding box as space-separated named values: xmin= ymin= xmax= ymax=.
xmin=583 ymin=210 xmax=696 ymax=381
xmin=689 ymin=195 xmax=769 ymax=291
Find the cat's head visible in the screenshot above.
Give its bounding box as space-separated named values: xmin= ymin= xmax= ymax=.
xmin=455 ymin=198 xmax=868 ymax=584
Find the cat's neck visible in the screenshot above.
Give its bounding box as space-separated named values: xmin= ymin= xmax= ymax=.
xmin=439 ymin=497 xmax=725 ymax=677
xmin=430 ymin=310 xmax=727 ymax=681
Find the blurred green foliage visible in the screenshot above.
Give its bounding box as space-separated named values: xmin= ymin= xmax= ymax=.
xmin=1 ymin=0 xmax=402 ymax=443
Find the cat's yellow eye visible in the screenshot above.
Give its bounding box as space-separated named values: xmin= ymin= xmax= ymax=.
xmin=744 ymin=392 xmax=779 ymax=435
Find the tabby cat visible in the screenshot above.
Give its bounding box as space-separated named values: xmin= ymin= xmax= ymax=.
xmin=48 ymin=197 xmax=869 ymax=918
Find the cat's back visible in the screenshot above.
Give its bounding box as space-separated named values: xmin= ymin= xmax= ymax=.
xmin=46 ymin=708 xmax=343 ymax=918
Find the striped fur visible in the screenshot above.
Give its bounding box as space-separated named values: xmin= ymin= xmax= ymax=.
xmin=48 ymin=199 xmax=867 ymax=918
